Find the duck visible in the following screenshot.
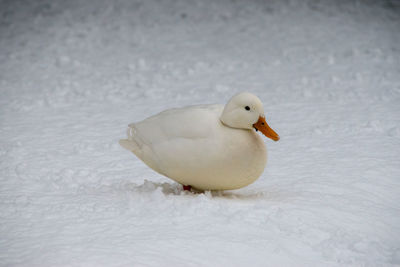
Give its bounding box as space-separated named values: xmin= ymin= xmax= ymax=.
xmin=119 ymin=92 xmax=279 ymax=191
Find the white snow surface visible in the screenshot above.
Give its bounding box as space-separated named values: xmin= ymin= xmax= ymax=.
xmin=1 ymin=0 xmax=400 ymax=266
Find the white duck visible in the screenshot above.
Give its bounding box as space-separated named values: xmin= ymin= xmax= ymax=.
xmin=120 ymin=92 xmax=279 ymax=191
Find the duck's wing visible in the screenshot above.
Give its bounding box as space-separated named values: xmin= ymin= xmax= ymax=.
xmin=119 ymin=104 xmax=224 ymax=174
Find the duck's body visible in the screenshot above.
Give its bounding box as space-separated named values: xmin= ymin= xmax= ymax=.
xmin=120 ymin=92 xmax=279 ymax=191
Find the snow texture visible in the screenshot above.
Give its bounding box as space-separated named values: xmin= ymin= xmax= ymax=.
xmin=1 ymin=0 xmax=400 ymax=266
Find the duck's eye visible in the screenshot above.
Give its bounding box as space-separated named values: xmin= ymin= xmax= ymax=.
xmin=245 ymin=106 xmax=250 ymax=111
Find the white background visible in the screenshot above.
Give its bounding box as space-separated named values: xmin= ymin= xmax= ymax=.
xmin=1 ymin=0 xmax=399 ymax=266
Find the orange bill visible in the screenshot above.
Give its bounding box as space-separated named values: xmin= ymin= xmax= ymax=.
xmin=253 ymin=116 xmax=280 ymax=141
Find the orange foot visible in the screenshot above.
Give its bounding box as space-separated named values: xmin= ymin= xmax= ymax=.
xmin=182 ymin=185 xmax=192 ymax=191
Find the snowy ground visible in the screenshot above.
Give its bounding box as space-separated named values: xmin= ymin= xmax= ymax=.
xmin=1 ymin=0 xmax=400 ymax=266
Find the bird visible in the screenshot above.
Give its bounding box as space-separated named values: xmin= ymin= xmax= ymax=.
xmin=119 ymin=92 xmax=279 ymax=191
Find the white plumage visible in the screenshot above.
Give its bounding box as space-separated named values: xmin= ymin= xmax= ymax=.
xmin=120 ymin=92 xmax=279 ymax=190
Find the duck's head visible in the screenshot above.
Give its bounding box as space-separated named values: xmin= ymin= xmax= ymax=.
xmin=220 ymin=92 xmax=280 ymax=141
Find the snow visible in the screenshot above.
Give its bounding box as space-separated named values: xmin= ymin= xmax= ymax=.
xmin=1 ymin=0 xmax=400 ymax=266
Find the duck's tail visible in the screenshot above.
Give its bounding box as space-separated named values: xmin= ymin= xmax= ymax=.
xmin=119 ymin=139 xmax=139 ymax=151
xmin=119 ymin=124 xmax=163 ymax=174
xmin=119 ymin=125 xmax=141 ymax=153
